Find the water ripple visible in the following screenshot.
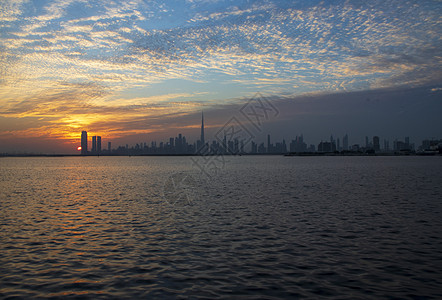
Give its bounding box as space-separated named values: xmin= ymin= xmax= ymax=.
xmin=1 ymin=156 xmax=442 ymax=298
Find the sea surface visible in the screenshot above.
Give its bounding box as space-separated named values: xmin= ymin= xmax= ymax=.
xmin=1 ymin=156 xmax=441 ymax=299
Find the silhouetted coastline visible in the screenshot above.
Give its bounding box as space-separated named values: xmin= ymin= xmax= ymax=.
xmin=2 ymin=151 xmax=440 ymax=158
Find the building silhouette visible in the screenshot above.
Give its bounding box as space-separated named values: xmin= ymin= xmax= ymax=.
xmin=81 ymin=131 xmax=88 ymax=155
xmin=318 ymin=141 xmax=336 ymax=153
xmin=289 ymin=135 xmax=307 ymax=152
xmin=79 ymin=113 xmax=433 ymax=156
xmin=393 ymin=138 xmax=414 ymax=152
xmin=373 ymin=136 xmax=380 ymax=152
xmin=89 ymin=136 xmax=102 ymax=154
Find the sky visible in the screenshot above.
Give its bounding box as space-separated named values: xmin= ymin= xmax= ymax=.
xmin=0 ymin=0 xmax=441 ymax=153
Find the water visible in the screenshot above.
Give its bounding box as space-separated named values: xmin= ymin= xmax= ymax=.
xmin=1 ymin=156 xmax=441 ymax=299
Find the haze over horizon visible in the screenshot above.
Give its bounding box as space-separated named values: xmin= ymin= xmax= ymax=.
xmin=1 ymin=0 xmax=441 ymax=154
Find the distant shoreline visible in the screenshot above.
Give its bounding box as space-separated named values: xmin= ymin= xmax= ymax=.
xmin=1 ymin=152 xmax=440 ymax=158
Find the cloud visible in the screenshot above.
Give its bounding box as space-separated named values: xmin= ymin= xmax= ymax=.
xmin=0 ymin=78 xmax=214 ymax=143
xmin=0 ymin=0 xmax=29 ymax=22
xmin=2 ymin=0 xmax=440 ymax=94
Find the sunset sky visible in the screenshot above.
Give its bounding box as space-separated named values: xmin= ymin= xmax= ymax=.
xmin=1 ymin=0 xmax=441 ymax=153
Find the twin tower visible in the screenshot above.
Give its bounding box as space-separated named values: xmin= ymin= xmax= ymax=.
xmin=81 ymin=131 xmax=101 ymax=155
xmin=80 ymin=112 xmax=204 ymax=155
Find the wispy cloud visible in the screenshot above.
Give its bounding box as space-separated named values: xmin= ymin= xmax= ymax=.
xmin=2 ymin=0 xmax=440 ymax=91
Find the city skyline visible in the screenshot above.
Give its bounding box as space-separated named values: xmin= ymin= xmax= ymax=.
xmin=1 ymin=1 xmax=441 ymax=153
xmin=75 ymin=131 xmax=441 ymax=157
xmin=1 ymin=84 xmax=441 ymax=154
xmin=75 ymin=111 xmax=440 ymax=156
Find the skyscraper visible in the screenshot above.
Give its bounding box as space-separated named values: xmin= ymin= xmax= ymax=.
xmin=373 ymin=136 xmax=380 ymax=152
xmin=201 ymin=111 xmax=205 ymax=145
xmin=81 ymin=131 xmax=88 ymax=155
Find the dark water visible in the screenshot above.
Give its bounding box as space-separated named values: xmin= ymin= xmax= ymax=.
xmin=1 ymin=156 xmax=441 ymax=299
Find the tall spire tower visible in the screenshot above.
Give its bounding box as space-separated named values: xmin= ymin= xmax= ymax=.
xmin=201 ymin=111 xmax=205 ymax=145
